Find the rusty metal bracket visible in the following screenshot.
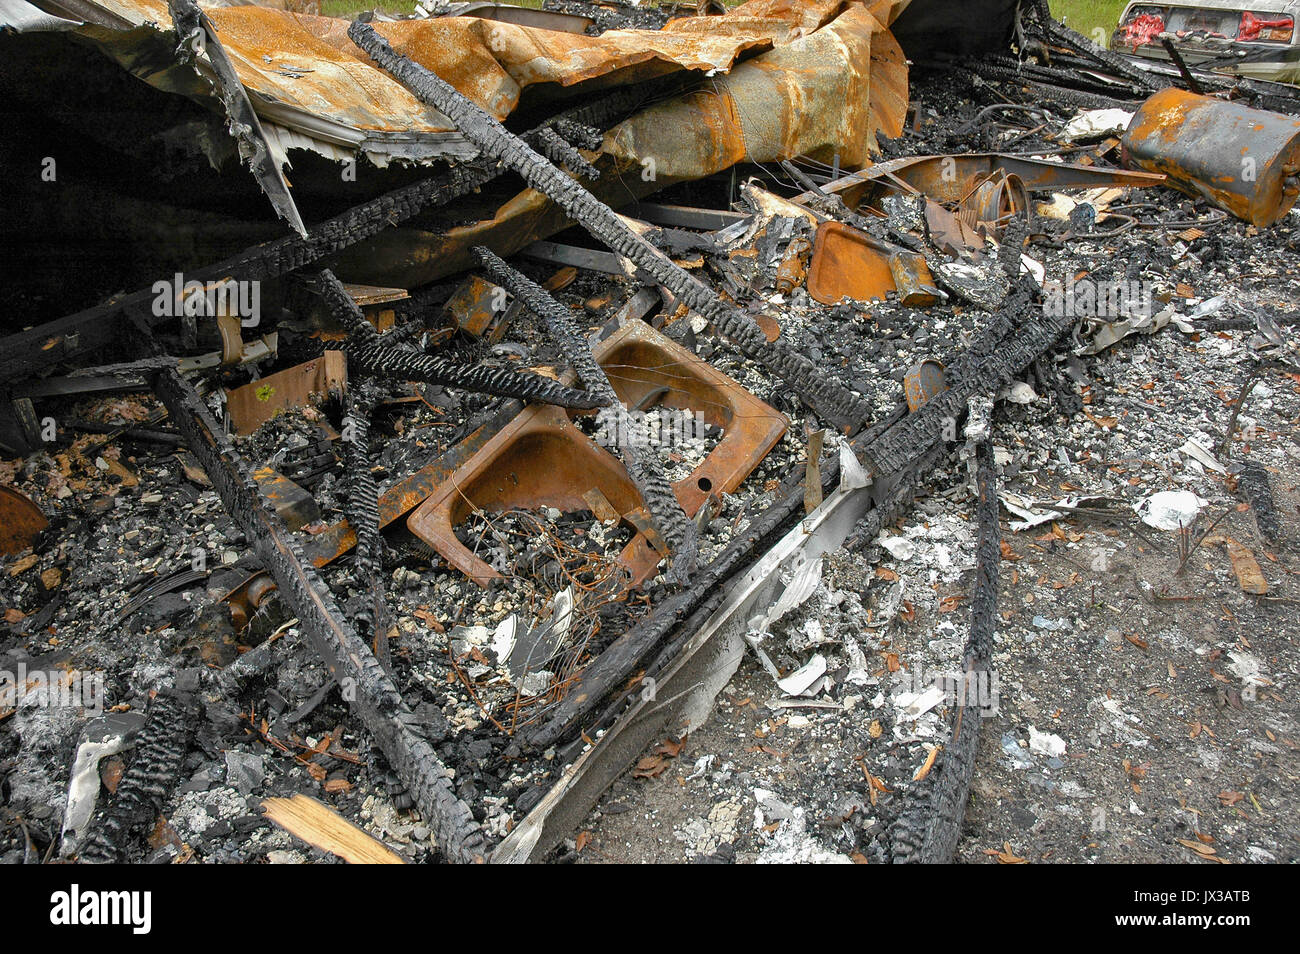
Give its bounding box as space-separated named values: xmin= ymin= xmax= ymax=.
xmin=407 ymin=319 xmax=787 ymax=587
xmin=807 ymin=222 xmax=941 ymax=306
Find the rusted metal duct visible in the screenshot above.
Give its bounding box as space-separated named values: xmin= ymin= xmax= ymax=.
xmin=604 ymin=2 xmax=909 ymax=178
xmin=1122 ymin=88 xmax=1300 ymax=227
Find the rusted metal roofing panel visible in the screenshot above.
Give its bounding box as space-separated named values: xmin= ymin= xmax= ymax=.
xmin=605 ymin=4 xmax=907 ymax=180
xmin=18 ymin=0 xmax=909 ymax=168
xmin=327 ymin=2 xmax=910 ymax=288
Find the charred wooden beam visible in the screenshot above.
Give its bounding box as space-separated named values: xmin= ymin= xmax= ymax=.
xmin=890 ymin=438 xmax=1000 ymax=864
xmin=524 ymin=127 xmax=600 ymax=181
xmin=312 ymin=268 xmax=608 ymax=410
xmin=341 ymin=383 xmax=390 ymax=668
xmin=347 ymin=20 xmax=871 ymax=432
xmin=80 ymin=691 xmax=198 ymax=863
xmin=152 ymin=367 xmax=487 ymax=863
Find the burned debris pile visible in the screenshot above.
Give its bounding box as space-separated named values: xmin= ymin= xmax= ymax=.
xmin=1 ymin=0 xmax=1298 ymax=865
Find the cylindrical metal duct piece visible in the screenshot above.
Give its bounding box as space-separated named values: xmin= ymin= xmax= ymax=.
xmin=1123 ymin=88 xmax=1300 ymax=227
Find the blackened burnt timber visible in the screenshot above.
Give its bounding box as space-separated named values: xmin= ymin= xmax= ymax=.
xmin=152 ymin=367 xmax=487 ymax=863
xmin=0 ymin=72 xmax=689 ymax=384
xmin=527 ymin=270 xmax=1077 ymax=750
xmin=889 ymin=438 xmax=1001 ymax=864
xmin=79 ymin=691 xmax=197 ymax=863
xmin=347 ymin=20 xmax=872 ymax=433
xmin=312 ymin=268 xmax=607 ymax=410
xmin=0 ymin=161 xmax=498 ymax=383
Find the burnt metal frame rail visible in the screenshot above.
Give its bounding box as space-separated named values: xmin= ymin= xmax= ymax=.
xmin=152 ymin=366 xmax=487 ymax=863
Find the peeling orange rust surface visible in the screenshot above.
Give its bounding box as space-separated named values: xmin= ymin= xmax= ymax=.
xmin=57 ymin=1 xmax=911 ymax=290
xmin=77 ymin=0 xmax=905 ymax=136
xmin=1122 ymin=88 xmax=1300 ymax=227
xmin=331 ymin=2 xmax=908 ymax=287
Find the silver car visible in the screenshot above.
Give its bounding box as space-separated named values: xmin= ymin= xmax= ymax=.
xmin=1114 ymin=1 xmax=1300 ymax=82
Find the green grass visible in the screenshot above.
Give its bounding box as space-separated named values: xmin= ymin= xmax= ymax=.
xmin=1051 ymin=0 xmax=1130 ymax=45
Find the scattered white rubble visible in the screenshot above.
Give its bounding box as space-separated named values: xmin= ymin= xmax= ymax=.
xmin=1136 ymin=490 xmax=1208 ymax=530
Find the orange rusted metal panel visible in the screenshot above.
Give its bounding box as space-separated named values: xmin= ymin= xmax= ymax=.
xmin=605 ymin=4 xmax=908 ymax=180
xmin=0 ymin=485 xmax=48 ymax=556
xmin=66 ymin=0 xmax=908 ymax=159
xmin=806 ymin=221 xmax=939 ymax=306
xmin=226 ymin=352 xmax=346 ymax=436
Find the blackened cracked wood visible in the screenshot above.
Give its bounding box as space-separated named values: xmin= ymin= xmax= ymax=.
xmin=347 ymin=20 xmax=871 ymax=433
xmin=890 ymin=438 xmax=1000 ymax=864
xmin=313 ymin=268 xmax=607 ymax=410
xmin=80 ymin=692 xmax=198 ymax=863
xmin=153 ymin=367 xmax=487 ymax=863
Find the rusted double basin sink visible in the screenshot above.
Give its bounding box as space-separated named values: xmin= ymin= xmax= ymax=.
xmin=407 ymin=319 xmax=787 ymax=586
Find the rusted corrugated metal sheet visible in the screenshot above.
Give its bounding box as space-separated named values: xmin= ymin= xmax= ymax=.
xmin=328 ymin=2 xmax=909 ymax=287
xmin=18 ymin=0 xmax=908 ymax=168
xmin=5 ymin=0 xmax=912 ymax=287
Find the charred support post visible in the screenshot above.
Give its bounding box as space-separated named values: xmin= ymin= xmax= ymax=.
xmin=313 ymin=269 xmax=607 ymax=410
xmin=891 ymin=439 xmax=1000 ymax=864
xmin=152 ymin=367 xmax=487 ymax=862
xmin=472 ymin=247 xmax=698 ymax=577
xmin=528 ymin=264 xmax=1075 ymax=749
xmin=80 ymin=692 xmax=197 ymax=863
xmin=346 ymin=21 xmax=871 ymax=433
